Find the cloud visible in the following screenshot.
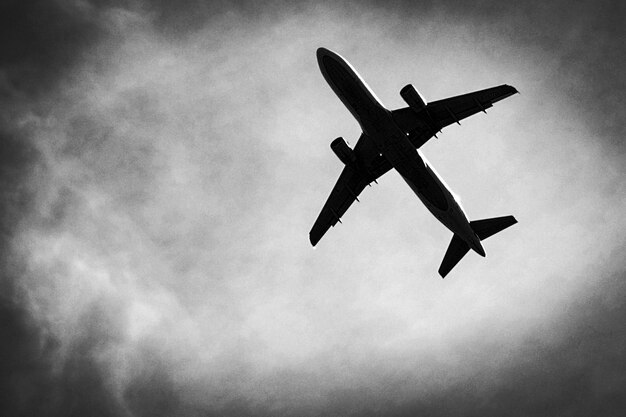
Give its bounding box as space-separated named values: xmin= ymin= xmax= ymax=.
xmin=1 ymin=1 xmax=625 ymax=416
xmin=0 ymin=0 xmax=115 ymax=98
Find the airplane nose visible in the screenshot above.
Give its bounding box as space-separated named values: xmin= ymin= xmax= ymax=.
xmin=316 ymin=47 xmax=330 ymax=63
xmin=317 ymin=47 xmax=329 ymax=57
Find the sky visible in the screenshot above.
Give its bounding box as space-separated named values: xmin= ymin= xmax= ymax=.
xmin=1 ymin=0 xmax=625 ymax=416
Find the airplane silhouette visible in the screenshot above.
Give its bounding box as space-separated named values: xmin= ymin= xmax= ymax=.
xmin=310 ymin=48 xmax=518 ymax=278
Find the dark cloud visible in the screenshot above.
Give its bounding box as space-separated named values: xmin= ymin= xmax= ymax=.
xmin=0 ymin=297 xmax=55 ymax=416
xmin=124 ymin=365 xmax=181 ymax=417
xmin=0 ymin=288 xmax=127 ymax=417
xmin=0 ymin=3 xmax=120 ymax=415
xmin=0 ymin=0 xmax=114 ymax=236
xmin=0 ymin=130 xmax=38 ymax=236
xmin=0 ymin=0 xmax=111 ymax=97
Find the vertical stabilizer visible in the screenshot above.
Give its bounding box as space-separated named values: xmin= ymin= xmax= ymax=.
xmin=439 ymin=235 xmax=470 ymax=278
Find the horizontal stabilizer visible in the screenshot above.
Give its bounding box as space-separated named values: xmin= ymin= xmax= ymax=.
xmin=439 ymin=234 xmax=470 ymax=278
xmin=470 ymin=215 xmax=517 ymax=240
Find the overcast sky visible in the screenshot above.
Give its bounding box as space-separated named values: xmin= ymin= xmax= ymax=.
xmin=1 ymin=1 xmax=625 ymax=416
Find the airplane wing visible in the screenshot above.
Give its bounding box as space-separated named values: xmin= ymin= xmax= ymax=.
xmin=310 ymin=135 xmax=392 ymax=246
xmin=392 ymin=84 xmax=518 ymax=148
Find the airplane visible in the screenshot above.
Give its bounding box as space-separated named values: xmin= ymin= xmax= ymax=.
xmin=309 ymin=47 xmax=518 ymax=278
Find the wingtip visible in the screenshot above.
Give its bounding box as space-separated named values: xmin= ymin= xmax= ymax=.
xmin=505 ymin=215 xmax=518 ymax=225
xmin=502 ymin=84 xmax=519 ymax=95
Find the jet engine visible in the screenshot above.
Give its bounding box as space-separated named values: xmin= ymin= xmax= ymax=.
xmin=330 ymin=137 xmax=356 ymax=165
xmin=400 ymin=84 xmax=427 ymax=112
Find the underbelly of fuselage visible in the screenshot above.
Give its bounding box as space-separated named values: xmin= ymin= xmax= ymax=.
xmin=362 ymin=110 xmax=474 ymax=239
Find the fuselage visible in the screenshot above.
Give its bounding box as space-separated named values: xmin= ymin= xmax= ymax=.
xmin=317 ymin=47 xmax=485 ymax=256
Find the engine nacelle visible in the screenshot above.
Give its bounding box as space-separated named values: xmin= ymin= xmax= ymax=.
xmin=330 ymin=137 xmax=356 ymax=166
xmin=400 ymin=84 xmax=427 ymax=112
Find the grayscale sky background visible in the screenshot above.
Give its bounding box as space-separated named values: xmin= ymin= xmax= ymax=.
xmin=1 ymin=1 xmax=625 ymax=416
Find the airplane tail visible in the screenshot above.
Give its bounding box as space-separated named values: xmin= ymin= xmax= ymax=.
xmin=438 ymin=215 xmax=517 ymax=278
